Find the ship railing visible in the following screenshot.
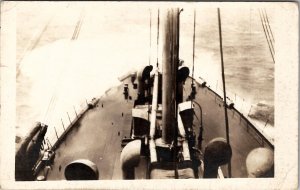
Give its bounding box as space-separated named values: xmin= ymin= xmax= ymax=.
xmin=194 ymin=77 xmax=274 ymax=147
xmin=42 ymin=98 xmax=98 ymax=151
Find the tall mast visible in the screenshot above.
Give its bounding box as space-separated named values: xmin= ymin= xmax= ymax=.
xmin=161 ymin=8 xmax=180 ymax=144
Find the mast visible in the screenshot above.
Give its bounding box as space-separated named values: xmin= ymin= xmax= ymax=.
xmin=161 ymin=8 xmax=180 ymax=144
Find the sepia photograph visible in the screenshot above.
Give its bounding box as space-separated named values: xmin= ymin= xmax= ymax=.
xmin=0 ymin=1 xmax=298 ymax=189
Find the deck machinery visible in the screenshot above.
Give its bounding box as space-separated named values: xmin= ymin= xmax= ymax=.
xmin=15 ymin=8 xmax=274 ymax=181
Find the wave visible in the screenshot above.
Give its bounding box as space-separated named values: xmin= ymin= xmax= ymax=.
xmin=248 ymin=101 xmax=274 ymax=126
xmin=17 ymin=37 xmax=149 ymax=144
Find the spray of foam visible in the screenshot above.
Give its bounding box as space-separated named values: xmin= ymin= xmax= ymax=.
xmin=17 ymin=37 xmax=148 ymax=144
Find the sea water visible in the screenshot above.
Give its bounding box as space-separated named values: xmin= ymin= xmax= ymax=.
xmin=15 ymin=3 xmax=274 ymax=146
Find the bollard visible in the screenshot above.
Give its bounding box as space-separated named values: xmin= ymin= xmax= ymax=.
xmin=203 ymin=138 xmax=232 ymax=178
xmin=246 ymin=148 xmax=274 ymax=177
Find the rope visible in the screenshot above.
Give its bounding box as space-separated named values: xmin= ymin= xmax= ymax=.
xmin=156 ymin=9 xmax=160 ymax=68
xmin=43 ymin=95 xmax=57 ymax=123
xmin=147 ymin=10 xmax=152 ymax=127
xmin=260 ymin=9 xmax=274 ymax=54
xmin=71 ymin=10 xmax=85 ymax=40
xmin=258 ymin=9 xmax=275 ymax=63
xmin=171 ymin=9 xmax=178 ymax=179
xmin=149 ymin=10 xmax=152 ymax=66
xmin=190 ymin=9 xmax=196 ymax=110
xmin=192 ymin=9 xmax=196 ymax=85
xmin=263 ymin=9 xmax=274 ymax=43
xmin=43 ymin=10 xmax=85 ymax=125
xmin=217 ymin=8 xmax=231 ymax=178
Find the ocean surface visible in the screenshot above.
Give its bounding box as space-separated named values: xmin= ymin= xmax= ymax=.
xmin=14 ymin=2 xmax=274 ymax=145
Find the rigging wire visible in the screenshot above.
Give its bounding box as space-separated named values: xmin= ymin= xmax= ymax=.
xmin=156 ymin=9 xmax=160 ymax=68
xmin=44 ymin=98 xmax=59 ymax=124
xmin=258 ymin=9 xmax=275 ymax=64
xmin=192 ymin=9 xmax=196 ymax=86
xmin=217 ymin=8 xmax=231 ymax=178
xmin=260 ymin=9 xmax=274 ymax=55
xmin=190 ymin=9 xmax=196 ymax=113
xmin=173 ymin=10 xmax=178 ymax=160
xmin=263 ymin=8 xmax=274 ymax=43
xmin=42 ymin=67 xmax=63 ymax=125
xmin=43 ymin=94 xmax=56 ymax=122
xmin=147 ymin=9 xmax=152 ymax=130
xmin=43 ymin=10 xmax=85 ymax=128
xmin=149 ymin=10 xmax=152 ymax=66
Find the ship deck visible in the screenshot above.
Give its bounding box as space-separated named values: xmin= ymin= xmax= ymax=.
xmin=40 ymin=76 xmax=273 ymax=180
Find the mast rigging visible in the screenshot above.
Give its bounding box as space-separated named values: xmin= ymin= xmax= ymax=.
xmin=156 ymin=9 xmax=160 ymax=68
xmin=149 ymin=10 xmax=152 ymax=66
xmin=217 ymin=8 xmax=231 ymax=178
xmin=259 ymin=8 xmax=275 ymax=64
xmin=192 ymin=9 xmax=196 ymax=87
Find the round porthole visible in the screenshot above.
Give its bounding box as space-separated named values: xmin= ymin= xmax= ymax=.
xmin=64 ymin=159 xmax=99 ymax=180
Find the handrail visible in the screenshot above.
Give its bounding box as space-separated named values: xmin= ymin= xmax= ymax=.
xmin=196 ymin=76 xmax=274 ymax=126
xmin=44 ymin=98 xmax=98 ymax=151
xmin=194 ymin=76 xmax=274 ymax=147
